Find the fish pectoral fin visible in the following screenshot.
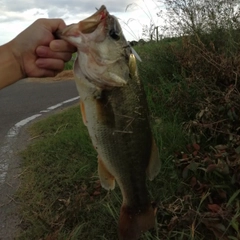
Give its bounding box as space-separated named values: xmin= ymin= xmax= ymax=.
xmin=80 ymin=100 xmax=87 ymax=126
xmin=101 ymin=72 xmax=127 ymax=87
xmin=98 ymin=156 xmax=115 ymax=190
xmin=146 ymin=138 xmax=161 ymax=181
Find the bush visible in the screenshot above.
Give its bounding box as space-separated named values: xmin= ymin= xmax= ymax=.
xmin=152 ymin=0 xmax=240 ymax=146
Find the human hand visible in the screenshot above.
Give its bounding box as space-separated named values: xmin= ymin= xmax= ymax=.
xmin=8 ymin=18 xmax=76 ymax=78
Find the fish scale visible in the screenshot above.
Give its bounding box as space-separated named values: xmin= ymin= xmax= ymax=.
xmin=57 ymin=5 xmax=161 ymax=240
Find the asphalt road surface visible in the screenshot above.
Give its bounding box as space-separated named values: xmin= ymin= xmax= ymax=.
xmin=0 ymin=79 xmax=78 ymax=146
xmin=0 ymin=78 xmax=79 ymax=240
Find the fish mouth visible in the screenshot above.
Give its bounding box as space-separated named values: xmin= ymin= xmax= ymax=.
xmin=55 ymin=5 xmax=108 ymax=38
xmin=79 ymin=5 xmax=108 ymax=33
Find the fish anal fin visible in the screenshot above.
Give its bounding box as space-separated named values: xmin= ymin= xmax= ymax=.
xmin=118 ymin=204 xmax=155 ymax=240
xmin=98 ymin=156 xmax=115 ymax=190
xmin=80 ymin=100 xmax=87 ymax=126
xmin=147 ymin=138 xmax=161 ymax=181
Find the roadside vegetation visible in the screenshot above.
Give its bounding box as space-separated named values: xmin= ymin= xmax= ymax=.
xmin=17 ymin=0 xmax=240 ymax=239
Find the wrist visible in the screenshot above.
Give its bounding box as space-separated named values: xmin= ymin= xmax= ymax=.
xmin=8 ymin=39 xmax=26 ymax=78
xmin=0 ymin=41 xmax=26 ymax=89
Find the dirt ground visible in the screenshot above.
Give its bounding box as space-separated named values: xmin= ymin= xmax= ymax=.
xmin=0 ymin=127 xmax=28 ymax=240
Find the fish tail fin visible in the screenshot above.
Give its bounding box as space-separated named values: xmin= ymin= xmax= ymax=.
xmin=118 ymin=204 xmax=155 ymax=240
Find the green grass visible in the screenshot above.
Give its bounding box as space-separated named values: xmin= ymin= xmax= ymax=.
xmin=18 ymin=106 xmax=121 ymax=239
xmin=17 ymin=105 xmax=239 ymax=239
xmin=16 ymin=39 xmax=240 ymax=239
xmin=17 ymin=102 xmax=186 ymax=239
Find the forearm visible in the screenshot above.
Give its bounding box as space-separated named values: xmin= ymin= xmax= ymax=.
xmin=0 ymin=42 xmax=25 ymax=89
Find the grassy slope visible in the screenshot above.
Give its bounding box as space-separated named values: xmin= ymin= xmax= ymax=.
xmin=18 ymin=107 xmax=183 ymax=240
xmin=17 ymin=41 xmax=240 ymax=239
xmin=18 ymin=106 xmax=122 ymax=240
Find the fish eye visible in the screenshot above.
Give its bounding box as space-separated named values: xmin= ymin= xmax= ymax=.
xmin=109 ymin=29 xmax=120 ymax=41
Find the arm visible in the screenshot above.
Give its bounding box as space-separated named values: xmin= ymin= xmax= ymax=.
xmin=0 ymin=18 xmax=76 ymax=89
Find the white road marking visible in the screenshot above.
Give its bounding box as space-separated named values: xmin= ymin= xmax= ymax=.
xmin=0 ymin=96 xmax=80 ymax=185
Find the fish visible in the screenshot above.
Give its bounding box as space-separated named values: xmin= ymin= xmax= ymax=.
xmin=57 ymin=5 xmax=161 ymax=240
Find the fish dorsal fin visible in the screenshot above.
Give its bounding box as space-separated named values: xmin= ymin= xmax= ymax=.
xmin=146 ymin=138 xmax=161 ymax=181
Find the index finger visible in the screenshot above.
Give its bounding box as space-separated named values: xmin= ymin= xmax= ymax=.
xmin=42 ymin=18 xmax=67 ymax=32
xmin=50 ymin=39 xmax=77 ymax=53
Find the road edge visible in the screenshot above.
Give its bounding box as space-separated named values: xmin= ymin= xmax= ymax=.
xmin=0 ymin=97 xmax=80 ymax=240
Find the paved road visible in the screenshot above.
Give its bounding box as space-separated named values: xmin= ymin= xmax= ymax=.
xmin=0 ymin=79 xmax=78 ymax=146
xmin=0 ymin=79 xmax=79 ymax=240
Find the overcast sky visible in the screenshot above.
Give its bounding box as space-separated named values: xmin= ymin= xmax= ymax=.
xmin=0 ymin=0 xmax=163 ymax=45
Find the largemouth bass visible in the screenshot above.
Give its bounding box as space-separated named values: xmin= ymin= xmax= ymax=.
xmin=57 ymin=6 xmax=161 ymax=240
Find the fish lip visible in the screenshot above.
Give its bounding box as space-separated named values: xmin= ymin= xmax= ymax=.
xmin=78 ymin=5 xmax=108 ymax=33
xmin=55 ymin=5 xmax=108 ymax=39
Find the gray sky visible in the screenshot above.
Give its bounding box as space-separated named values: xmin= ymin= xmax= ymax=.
xmin=1 ymin=0 xmax=132 ymax=15
xmin=0 ymin=0 xmax=162 ymax=44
